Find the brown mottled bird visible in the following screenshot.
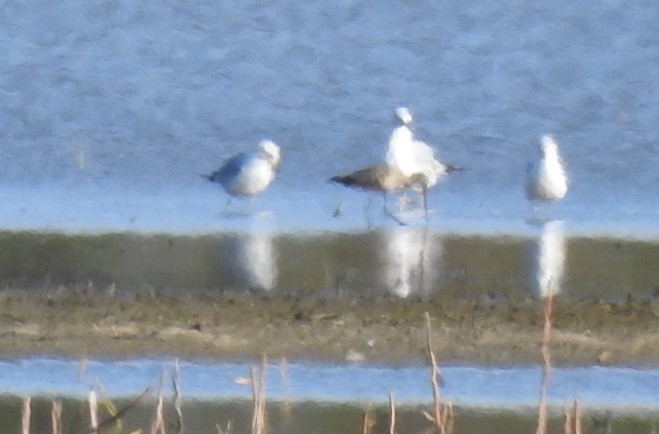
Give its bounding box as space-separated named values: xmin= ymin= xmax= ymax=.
xmin=330 ymin=164 xmax=427 ymax=219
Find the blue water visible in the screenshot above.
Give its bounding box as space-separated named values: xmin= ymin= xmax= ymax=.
xmin=0 ymin=1 xmax=658 ymax=238
xmin=1 ymin=358 xmax=658 ymax=412
xmin=3 ymin=4 xmax=658 ymax=416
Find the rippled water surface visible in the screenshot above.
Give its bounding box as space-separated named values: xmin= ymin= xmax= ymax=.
xmin=0 ymin=359 xmax=658 ymax=434
xmin=1 ymin=2 xmax=658 ymax=428
xmin=1 ymin=230 xmax=658 ymax=299
xmin=0 ymin=1 xmax=658 ymax=237
xmin=2 ymin=359 xmax=659 ymax=409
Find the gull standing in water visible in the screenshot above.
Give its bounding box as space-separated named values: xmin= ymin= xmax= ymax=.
xmin=205 ymin=140 xmax=281 ymax=212
xmin=386 ymin=107 xmax=457 ymax=213
xmin=525 ymin=135 xmax=568 ymax=203
xmin=525 ymin=136 xmax=568 ymax=295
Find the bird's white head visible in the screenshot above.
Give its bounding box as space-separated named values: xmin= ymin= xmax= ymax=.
xmin=259 ymin=140 xmax=281 ymax=167
xmin=395 ymin=107 xmax=413 ymax=126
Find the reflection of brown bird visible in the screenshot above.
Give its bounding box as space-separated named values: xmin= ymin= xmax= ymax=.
xmin=330 ymin=164 xmax=427 ymax=221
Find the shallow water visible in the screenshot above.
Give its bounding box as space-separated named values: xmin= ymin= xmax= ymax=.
xmin=1 ymin=230 xmax=657 ymax=300
xmin=1 ymin=358 xmax=659 ymax=410
xmin=0 ymin=1 xmax=658 ymax=238
xmin=3 ymin=398 xmax=657 ymax=434
xmin=1 ymin=2 xmax=658 ymax=426
xmin=1 ymin=0 xmax=658 ymax=306
xmin=2 ymin=397 xmax=657 ymax=434
xmin=0 ymin=359 xmax=658 ymax=433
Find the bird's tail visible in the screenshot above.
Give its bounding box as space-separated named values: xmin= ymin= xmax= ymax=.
xmin=329 ymin=175 xmax=355 ymax=187
xmin=445 ymin=164 xmax=464 ymax=173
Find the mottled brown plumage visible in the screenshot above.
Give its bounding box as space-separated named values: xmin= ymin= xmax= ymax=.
xmin=331 ymin=164 xmax=428 ymax=223
xmin=330 ymin=164 xmax=422 ymax=193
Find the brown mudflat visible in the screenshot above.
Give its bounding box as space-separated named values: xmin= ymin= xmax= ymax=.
xmin=0 ymin=289 xmax=657 ymax=367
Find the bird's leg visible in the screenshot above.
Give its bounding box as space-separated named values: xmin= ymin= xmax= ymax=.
xmin=222 ymin=197 xmax=233 ymax=215
xmin=397 ymin=192 xmax=412 ymax=212
xmin=421 ymin=185 xmax=429 ymax=221
xmin=364 ymin=196 xmax=374 ymax=229
xmin=383 ymin=192 xmax=408 ymax=226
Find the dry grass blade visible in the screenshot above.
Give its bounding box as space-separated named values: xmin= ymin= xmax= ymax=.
xmin=563 ymin=404 xmax=572 ymax=434
xmin=22 ymin=396 xmax=31 ymax=434
xmin=251 ymin=355 xmax=268 ymax=434
xmin=389 ymin=392 xmax=396 ymax=434
xmin=361 ymin=411 xmax=375 ymax=434
xmin=536 ymin=287 xmax=554 ymax=434
xmin=150 ymin=370 xmax=167 ymax=434
xmin=89 ymin=388 xmax=98 ymax=433
xmin=279 ymin=357 xmax=292 ymax=420
xmin=98 ymin=387 xmax=153 ymax=430
xmin=172 ymin=359 xmax=184 ymax=434
xmin=150 ymin=396 xmax=165 ymax=434
xmin=216 ymin=420 xmax=233 ymax=434
xmin=78 ymin=358 xmax=88 ymax=381
xmin=563 ymin=395 xmax=584 ymax=434
xmin=424 ymin=312 xmax=453 ymax=434
xmin=574 ymin=396 xmax=582 ymax=434
xmin=51 ymin=400 xmax=62 ymax=434
xmin=443 ymin=403 xmax=454 ymax=434
xmin=421 ymin=410 xmax=435 ymax=423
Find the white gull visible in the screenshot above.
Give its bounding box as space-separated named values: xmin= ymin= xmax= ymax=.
xmin=386 ymin=107 xmax=456 ymax=211
xmin=526 ymin=135 xmax=568 ymax=202
xmin=205 ymin=140 xmax=281 ymax=205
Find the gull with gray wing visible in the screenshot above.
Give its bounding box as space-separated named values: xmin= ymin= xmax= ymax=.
xmin=205 ymin=140 xmax=282 ymax=212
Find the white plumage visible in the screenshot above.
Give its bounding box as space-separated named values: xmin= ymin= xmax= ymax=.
xmin=526 ymin=135 xmax=568 ymax=201
xmin=206 ymin=140 xmax=281 ymax=198
xmin=386 ymin=107 xmax=451 ymax=190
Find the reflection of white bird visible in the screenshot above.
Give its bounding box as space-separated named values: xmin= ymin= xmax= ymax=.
xmin=526 ymin=135 xmax=568 ymax=202
xmin=386 ymin=107 xmax=456 ymax=211
xmin=239 ymin=231 xmax=277 ymax=291
xmin=533 ymin=220 xmax=566 ymax=297
xmin=221 ymin=230 xmax=278 ymax=291
xmin=380 ymin=226 xmax=438 ymax=298
xmin=205 ymin=140 xmax=281 ymax=200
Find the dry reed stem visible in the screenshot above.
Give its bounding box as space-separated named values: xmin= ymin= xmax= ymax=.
xmin=51 ymin=400 xmax=62 ymax=434
xmin=150 ymin=370 xmax=167 ymax=434
xmin=173 ymin=359 xmax=184 ymax=434
xmin=251 ymin=355 xmax=268 ymax=434
xmin=94 ymin=379 xmax=121 ymax=431
xmin=424 ymin=312 xmax=453 ymax=434
xmin=21 ymin=397 xmax=31 ymax=434
xmin=89 ymin=388 xmax=98 ymax=433
xmin=279 ymin=357 xmax=292 ymax=420
xmin=573 ymin=396 xmax=582 ymax=434
xmin=389 ymin=392 xmax=396 ymax=434
xmin=150 ymin=395 xmax=165 ymax=434
xmin=98 ymin=387 xmax=152 ymax=430
xmin=216 ymin=420 xmax=233 ymax=434
xmin=563 ymin=405 xmax=572 ymax=434
xmin=361 ymin=411 xmax=375 ymax=434
xmin=78 ymin=358 xmax=88 ymax=381
xmin=563 ymin=395 xmax=584 ymax=434
xmin=535 ymin=288 xmax=554 ymax=434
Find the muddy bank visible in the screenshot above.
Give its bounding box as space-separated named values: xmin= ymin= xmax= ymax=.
xmin=0 ymin=289 xmax=657 ymax=367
